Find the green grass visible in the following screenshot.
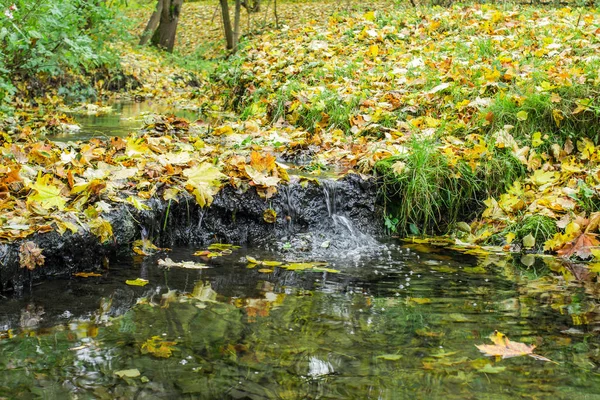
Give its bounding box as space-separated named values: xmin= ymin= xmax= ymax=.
xmin=375 ymin=138 xmax=524 ymax=235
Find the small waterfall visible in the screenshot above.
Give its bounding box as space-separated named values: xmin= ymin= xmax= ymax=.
xmin=321 ymin=179 xmax=376 ymax=246
xmin=322 ymin=179 xmax=337 ymax=218
xmin=280 ymin=185 xmax=299 ymax=233
xmin=141 ymin=226 xmax=149 ymax=253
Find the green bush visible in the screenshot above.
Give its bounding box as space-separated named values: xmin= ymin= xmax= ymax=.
xmin=0 ymin=0 xmax=122 ymax=108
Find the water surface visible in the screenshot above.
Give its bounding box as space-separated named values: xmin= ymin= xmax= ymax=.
xmin=1 ymin=243 xmax=599 ymax=399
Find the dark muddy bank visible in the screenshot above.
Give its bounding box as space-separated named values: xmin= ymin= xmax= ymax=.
xmin=0 ymin=174 xmax=383 ymax=293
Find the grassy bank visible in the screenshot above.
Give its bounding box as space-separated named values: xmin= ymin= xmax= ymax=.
xmin=3 ymin=1 xmax=600 ymax=261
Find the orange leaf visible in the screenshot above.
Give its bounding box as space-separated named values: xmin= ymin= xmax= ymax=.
xmin=556 ymin=233 xmax=599 ymax=259
xmin=476 ymin=331 xmax=553 ymax=362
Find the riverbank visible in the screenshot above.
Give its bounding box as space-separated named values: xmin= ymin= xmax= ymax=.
xmin=2 ymin=1 xmax=600 ymax=289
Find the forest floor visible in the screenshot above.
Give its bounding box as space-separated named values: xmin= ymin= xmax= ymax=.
xmin=4 ymin=0 xmax=600 ymax=268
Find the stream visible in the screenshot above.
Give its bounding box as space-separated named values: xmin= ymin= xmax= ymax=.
xmin=6 ymin=104 xmax=599 ymax=398
xmin=1 ymin=242 xmax=599 ymax=399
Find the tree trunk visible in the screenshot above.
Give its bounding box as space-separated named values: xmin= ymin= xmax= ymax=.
xmin=220 ymin=0 xmax=234 ymax=50
xmin=233 ymin=0 xmax=241 ymax=51
xmin=140 ymin=0 xmax=164 ymax=46
xmin=274 ymin=0 xmax=279 ymax=28
xmin=150 ymin=0 xmax=183 ymax=53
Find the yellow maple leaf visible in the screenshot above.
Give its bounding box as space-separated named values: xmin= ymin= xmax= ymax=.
xmin=89 ymin=217 xmax=113 ymax=243
xmin=27 ymin=173 xmax=67 ymax=211
xmin=126 ymin=137 xmax=151 ymax=157
xmin=183 ymin=163 xmax=226 ymax=207
xmin=250 ymin=151 xmax=276 ymax=173
xmin=530 ymin=169 xmax=558 ymax=186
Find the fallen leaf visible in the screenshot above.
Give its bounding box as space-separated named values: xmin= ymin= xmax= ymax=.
xmin=475 ymin=330 xmax=553 ymax=362
xmin=126 ymin=278 xmax=149 ymax=286
xmin=19 ymin=241 xmax=45 ymax=270
xmin=115 ymin=369 xmax=140 ymax=378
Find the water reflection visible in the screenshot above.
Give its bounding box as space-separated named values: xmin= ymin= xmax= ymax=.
xmin=0 ymin=244 xmax=599 ymax=398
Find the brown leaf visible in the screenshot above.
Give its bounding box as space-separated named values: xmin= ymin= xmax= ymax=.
xmin=557 ymin=233 xmax=599 ymax=259
xmin=476 ymin=331 xmax=553 ymax=362
xmin=19 ymin=241 xmax=45 ymax=270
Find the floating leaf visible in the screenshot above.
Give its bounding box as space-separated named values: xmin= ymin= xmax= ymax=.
xmin=74 ymin=272 xmax=102 ymax=278
xmin=246 ymin=255 xmax=259 ymax=264
xmin=158 ymin=258 xmax=208 ymax=269
xmin=522 ymin=233 xmax=536 ymax=249
xmin=126 ymin=278 xmax=149 ymax=287
xmin=475 ymin=330 xmax=553 ymax=362
xmin=207 ymin=243 xmax=240 ymax=251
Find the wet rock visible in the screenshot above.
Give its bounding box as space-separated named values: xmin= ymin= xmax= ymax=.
xmin=0 ymin=175 xmax=384 ymax=291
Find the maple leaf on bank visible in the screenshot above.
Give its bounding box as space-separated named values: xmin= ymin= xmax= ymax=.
xmin=183 ymin=163 xmax=226 ymax=207
xmin=27 ymin=173 xmax=67 ymax=211
xmin=476 ymin=331 xmax=553 ymax=362
xmin=556 ymin=233 xmax=599 ymax=259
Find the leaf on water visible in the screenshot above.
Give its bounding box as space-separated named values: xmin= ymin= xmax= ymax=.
xmin=283 ymin=262 xmax=329 ymax=271
xmin=262 ymin=260 xmax=284 ymax=267
xmin=157 ymin=257 xmax=208 ymax=269
xmin=126 ymin=278 xmax=149 ymax=287
xmin=258 ymin=268 xmax=273 ymax=273
xmin=115 ymin=369 xmax=140 ymax=378
xmin=463 ymin=266 xmax=487 ymax=274
xmin=19 ymin=241 xmax=45 ymax=270
xmin=475 ymin=330 xmax=554 ymax=362
xmin=376 ymin=354 xmax=402 ymax=361
xmin=207 ymin=243 xmax=240 ymax=251
xmin=73 ymin=272 xmax=102 ymax=278
xmin=312 ymin=267 xmax=340 ymax=273
xmin=246 ymin=255 xmax=259 ymax=264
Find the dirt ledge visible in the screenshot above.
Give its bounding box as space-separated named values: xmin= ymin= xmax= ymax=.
xmin=0 ymin=174 xmax=383 ymax=293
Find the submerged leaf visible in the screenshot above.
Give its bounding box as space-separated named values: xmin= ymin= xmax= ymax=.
xmin=115 ymin=369 xmax=141 ymax=378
